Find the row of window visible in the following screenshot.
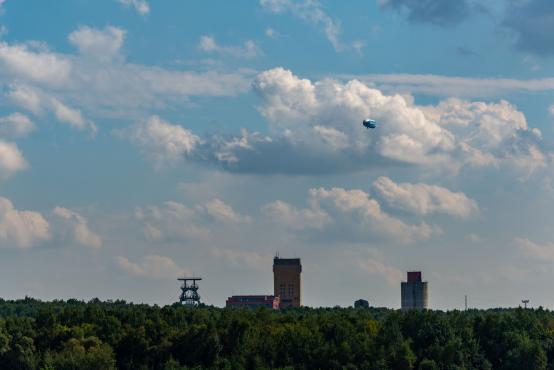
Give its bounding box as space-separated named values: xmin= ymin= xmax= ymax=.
xmin=279 ymin=283 xmax=295 ymax=297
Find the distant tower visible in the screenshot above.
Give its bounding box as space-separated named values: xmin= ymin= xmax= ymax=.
xmin=401 ymin=271 xmax=428 ymax=310
xmin=178 ymin=277 xmax=202 ymax=305
xmin=273 ymin=256 xmax=302 ymax=308
xmin=522 ymin=299 xmax=530 ymax=309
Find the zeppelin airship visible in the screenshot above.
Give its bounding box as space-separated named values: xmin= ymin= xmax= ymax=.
xmin=362 ymin=119 xmax=377 ymax=129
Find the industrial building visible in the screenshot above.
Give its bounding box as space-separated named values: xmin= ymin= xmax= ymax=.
xmin=273 ymin=256 xmax=302 ymax=308
xmin=401 ymin=271 xmax=428 ymax=310
xmin=354 ymin=299 xmax=370 ymax=309
xmin=226 ymin=295 xmax=280 ymax=309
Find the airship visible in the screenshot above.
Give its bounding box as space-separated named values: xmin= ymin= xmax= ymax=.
xmin=362 ymin=119 xmax=377 ymax=129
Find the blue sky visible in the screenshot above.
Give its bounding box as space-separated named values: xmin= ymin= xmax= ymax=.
xmin=1 ymin=0 xmax=554 ymax=309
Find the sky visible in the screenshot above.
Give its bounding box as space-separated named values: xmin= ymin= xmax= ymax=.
xmin=2 ymin=0 xmax=554 ymax=310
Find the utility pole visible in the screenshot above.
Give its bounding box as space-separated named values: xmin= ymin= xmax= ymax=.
xmin=522 ymin=299 xmax=529 ymax=309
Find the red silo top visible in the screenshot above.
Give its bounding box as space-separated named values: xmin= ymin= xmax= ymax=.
xmin=407 ymin=271 xmax=422 ymax=282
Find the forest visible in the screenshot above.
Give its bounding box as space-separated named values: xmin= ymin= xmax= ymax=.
xmin=0 ymin=297 xmax=551 ymax=370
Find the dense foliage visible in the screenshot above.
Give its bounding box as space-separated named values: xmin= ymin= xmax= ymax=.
xmin=0 ymin=298 xmax=552 ymax=369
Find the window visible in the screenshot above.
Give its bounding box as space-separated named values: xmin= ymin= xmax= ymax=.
xmin=288 ymin=284 xmax=294 ymax=296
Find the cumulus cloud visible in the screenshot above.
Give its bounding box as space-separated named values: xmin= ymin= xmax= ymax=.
xmin=117 ymin=0 xmax=150 ymax=15
xmin=206 ymin=68 xmax=544 ymax=177
xmin=200 ymin=198 xmax=251 ymax=224
xmin=0 ymin=197 xmax=50 ymax=249
xmin=0 ymin=41 xmax=72 ymax=86
xmin=0 ymin=113 xmax=35 ymax=138
xmin=423 ymin=98 xmax=527 ymax=148
xmin=373 ymin=176 xmax=479 ymax=218
xmin=503 ymin=0 xmax=554 ymax=56
xmin=198 ymin=36 xmax=262 ymax=58
xmin=260 ymin=0 xmax=358 ymax=52
xmin=123 ymin=116 xmax=200 ymax=168
xmin=0 ymin=29 xmax=252 ymax=120
xmin=252 ymin=67 xmax=455 ymax=168
xmin=0 ymin=140 xmax=28 ymax=179
xmin=52 ymin=207 xmax=102 ymax=248
xmin=69 ymin=26 xmax=125 ymax=61
xmin=310 ymin=187 xmax=436 ymax=243
xmin=378 ymin=0 xmax=483 ymax=27
xmin=7 ymin=85 xmax=97 ymax=135
xmin=264 ymin=187 xmax=436 ymax=243
xmin=515 ymin=237 xmax=554 ymax=262
xmin=135 ymin=198 xmax=249 ymax=242
xmin=115 ymin=255 xmax=189 ymax=279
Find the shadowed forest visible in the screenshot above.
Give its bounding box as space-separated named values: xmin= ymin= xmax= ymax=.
xmin=0 ymin=298 xmax=551 ymax=370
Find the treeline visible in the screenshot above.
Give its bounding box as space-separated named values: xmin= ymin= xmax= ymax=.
xmin=0 ymin=298 xmax=552 ymax=369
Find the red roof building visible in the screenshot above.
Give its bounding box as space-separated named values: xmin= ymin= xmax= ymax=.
xmin=225 ymin=295 xmax=280 ymax=310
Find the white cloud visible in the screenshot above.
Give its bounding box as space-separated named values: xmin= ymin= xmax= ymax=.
xmin=261 ymin=200 xmax=330 ymax=230
xmin=69 ymin=26 xmax=125 ymax=61
xmin=135 ymin=198 xmax=249 ymax=242
xmin=123 ymin=116 xmax=200 ymax=168
xmin=355 ymin=256 xmax=403 ymax=287
xmin=310 ymin=187 xmax=436 ymax=243
xmin=312 ymin=125 xmax=349 ymax=150
xmin=115 ymin=255 xmax=188 ymax=279
xmin=0 ymin=41 xmax=72 ymax=86
xmin=198 ymin=36 xmax=262 ymax=58
xmin=7 ymin=85 xmax=97 ymax=135
xmin=200 ymin=198 xmax=251 ymax=224
xmin=211 ymin=248 xmax=269 ymax=271
xmin=506 ymin=144 xmax=548 ymax=181
xmin=212 ymin=128 xmax=272 ymax=165
xmin=210 ymin=67 xmax=545 ymax=177
xmin=249 ymin=67 xmax=455 ymax=168
xmin=0 ymin=113 xmax=35 ymax=138
xmin=345 ymin=73 xmax=554 ymax=98
xmin=118 ymin=0 xmax=150 ymax=15
xmin=50 ymin=98 xmax=97 ymax=134
xmin=265 ymin=27 xmax=278 ymax=38
xmin=516 ymin=238 xmax=554 ymax=262
xmin=423 ymin=98 xmax=527 ymax=149
xmin=260 ymin=0 xmax=354 ymax=52
xmin=373 ymin=176 xmax=479 ymax=218
xmin=549 ymin=105 xmax=554 ymax=117
xmin=7 ymin=84 xmax=43 ymax=114
xmin=0 ymin=140 xmax=28 ymax=179
xmin=135 ymin=201 xmax=210 ymax=241
xmin=0 ymin=31 xmax=253 ymax=120
xmin=0 ymin=197 xmax=50 ymax=249
xmin=52 ymin=207 xmax=102 ymax=248
xmin=263 ymin=187 xmax=436 ymax=243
